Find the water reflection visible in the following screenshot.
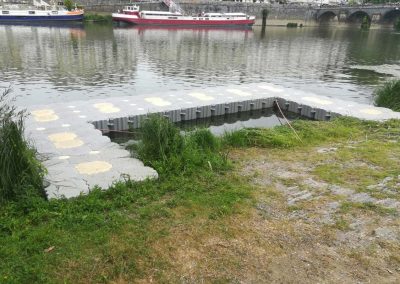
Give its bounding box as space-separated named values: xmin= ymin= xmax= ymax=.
xmin=0 ymin=23 xmax=399 ymax=106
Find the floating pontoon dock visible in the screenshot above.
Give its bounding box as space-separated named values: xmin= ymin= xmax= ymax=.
xmin=25 ymin=83 xmax=400 ymax=198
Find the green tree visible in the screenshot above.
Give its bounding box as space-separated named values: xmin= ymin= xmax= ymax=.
xmin=64 ymin=0 xmax=74 ymax=11
xmin=361 ymin=16 xmax=371 ymax=30
xmin=394 ymin=17 xmax=400 ymax=31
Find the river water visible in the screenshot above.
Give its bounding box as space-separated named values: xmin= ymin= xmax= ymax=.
xmin=0 ymin=23 xmax=399 ymax=106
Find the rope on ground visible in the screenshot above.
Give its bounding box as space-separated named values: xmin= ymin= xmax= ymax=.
xmin=274 ymin=100 xmax=303 ymax=143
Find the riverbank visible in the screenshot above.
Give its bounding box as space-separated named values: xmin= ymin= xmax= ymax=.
xmin=1 ymin=117 xmax=400 ymax=282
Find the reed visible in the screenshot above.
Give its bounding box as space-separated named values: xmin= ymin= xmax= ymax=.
xmin=0 ymin=88 xmax=46 ymax=203
xmin=374 ymin=80 xmax=400 ymax=112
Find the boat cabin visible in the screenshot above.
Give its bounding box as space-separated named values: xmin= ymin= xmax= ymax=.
xmin=122 ymin=5 xmax=139 ymax=15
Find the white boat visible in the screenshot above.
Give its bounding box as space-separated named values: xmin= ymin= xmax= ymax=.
xmin=0 ymin=0 xmax=84 ymax=22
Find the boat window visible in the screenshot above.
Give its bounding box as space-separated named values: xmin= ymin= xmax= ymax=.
xmin=52 ymin=11 xmax=58 ymax=14
xmin=168 ymin=17 xmax=178 ymax=19
xmin=29 ymin=11 xmax=35 ymax=15
xmin=2 ymin=11 xmax=9 ymax=14
xmin=205 ymin=18 xmax=209 ymax=20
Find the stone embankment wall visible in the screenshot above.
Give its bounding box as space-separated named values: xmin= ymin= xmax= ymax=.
xmin=81 ymin=1 xmax=319 ymax=26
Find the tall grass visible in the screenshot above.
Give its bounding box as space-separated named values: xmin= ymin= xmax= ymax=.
xmin=136 ymin=115 xmax=229 ymax=175
xmin=0 ymin=88 xmax=46 ymax=203
xmin=374 ymin=80 xmax=400 ymax=112
xmin=221 ymin=117 xmax=364 ymax=149
xmin=135 ymin=115 xmax=366 ymax=174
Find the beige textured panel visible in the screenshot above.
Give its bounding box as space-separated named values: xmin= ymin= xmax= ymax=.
xmin=145 ymin=97 xmax=172 ymax=106
xmin=48 ymin=132 xmax=84 ymax=149
xmin=187 ymin=92 xmax=214 ymax=101
xmin=258 ymin=85 xmax=285 ymax=93
xmin=302 ymin=97 xmax=333 ymax=105
xmin=48 ymin=132 xmax=77 ymax=142
xmin=31 ymin=109 xmax=59 ymax=122
xmin=359 ymin=108 xmax=382 ymax=115
xmin=226 ymin=89 xmax=252 ymax=97
xmin=94 ymin=103 xmax=120 ymax=113
xmin=75 ymin=161 xmax=112 ymax=175
xmin=58 ymin=156 xmax=70 ymax=160
xmin=54 ymin=139 xmax=84 ymax=149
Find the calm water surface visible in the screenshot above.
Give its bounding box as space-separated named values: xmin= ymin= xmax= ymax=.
xmin=0 ymin=23 xmax=399 ymax=106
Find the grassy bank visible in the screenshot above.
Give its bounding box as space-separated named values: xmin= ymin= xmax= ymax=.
xmin=84 ymin=13 xmax=112 ymax=23
xmin=1 ymin=116 xmax=400 ymax=282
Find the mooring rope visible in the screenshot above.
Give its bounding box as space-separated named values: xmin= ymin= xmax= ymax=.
xmin=274 ymin=100 xmax=303 ymax=143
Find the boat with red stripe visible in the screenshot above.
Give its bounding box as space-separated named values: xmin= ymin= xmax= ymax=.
xmin=112 ymin=5 xmax=255 ymax=27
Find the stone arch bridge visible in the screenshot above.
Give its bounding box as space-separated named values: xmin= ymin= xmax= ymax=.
xmin=316 ymin=5 xmax=400 ymax=24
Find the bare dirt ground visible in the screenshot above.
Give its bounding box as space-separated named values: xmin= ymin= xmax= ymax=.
xmin=147 ymin=139 xmax=400 ymax=283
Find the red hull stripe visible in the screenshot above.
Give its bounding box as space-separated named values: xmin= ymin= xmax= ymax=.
xmin=113 ymin=18 xmax=255 ymax=26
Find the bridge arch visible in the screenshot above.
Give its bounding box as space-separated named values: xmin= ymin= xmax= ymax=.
xmin=347 ymin=11 xmax=371 ymax=24
xmin=318 ymin=11 xmax=338 ymax=24
xmin=382 ymin=9 xmax=400 ymax=24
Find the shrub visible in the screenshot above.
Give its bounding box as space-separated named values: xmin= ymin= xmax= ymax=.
xmin=394 ymin=18 xmax=400 ymax=31
xmin=286 ymin=23 xmax=298 ymax=28
xmin=0 ymin=88 xmax=46 ymax=203
xmin=361 ymin=16 xmax=371 ymax=30
xmin=374 ymin=80 xmax=400 ymax=112
xmin=64 ymin=0 xmax=74 ymax=11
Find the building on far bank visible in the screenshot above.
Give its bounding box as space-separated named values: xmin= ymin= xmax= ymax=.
xmin=229 ymin=0 xmax=351 ymax=5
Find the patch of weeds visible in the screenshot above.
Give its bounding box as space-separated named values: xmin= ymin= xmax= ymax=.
xmin=313 ymin=164 xmax=343 ymax=185
xmin=262 ymin=187 xmax=283 ymax=199
xmin=340 ymin=201 xmax=396 ymax=216
xmin=388 ymin=252 xmax=400 ymax=265
xmin=279 ymin=178 xmax=300 ymax=187
xmin=333 ymin=217 xmax=350 ymax=231
xmin=348 ymin=250 xmax=371 ymax=268
xmin=287 ymin=204 xmax=304 ymax=212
